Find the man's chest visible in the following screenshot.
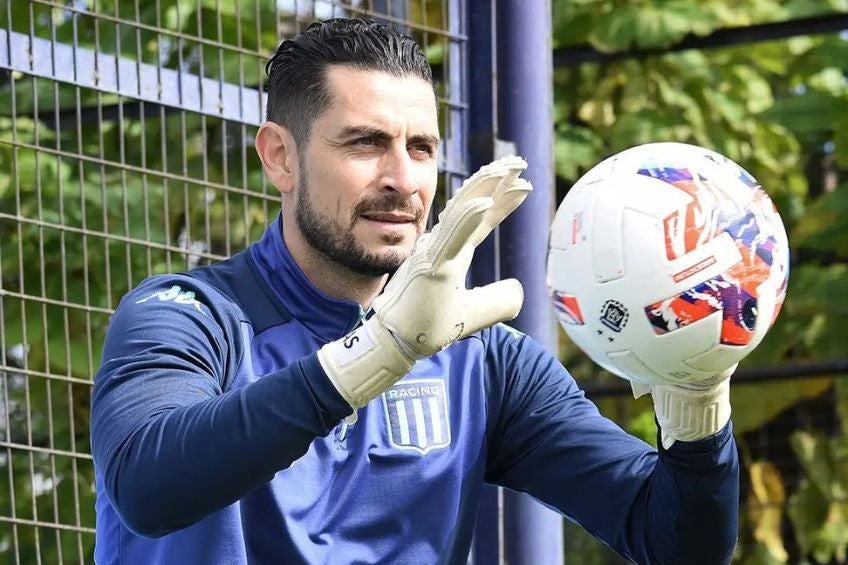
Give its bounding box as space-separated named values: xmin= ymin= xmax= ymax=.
xmin=233 ymin=322 xmax=491 ymax=532
xmin=232 ymin=320 xmax=490 ymax=462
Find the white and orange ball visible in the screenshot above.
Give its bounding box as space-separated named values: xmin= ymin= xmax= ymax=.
xmin=547 ymin=142 xmax=790 ymax=387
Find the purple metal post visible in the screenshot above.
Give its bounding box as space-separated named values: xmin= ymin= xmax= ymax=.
xmin=466 ymin=1 xmax=504 ymax=562
xmin=496 ymin=1 xmax=564 ymax=564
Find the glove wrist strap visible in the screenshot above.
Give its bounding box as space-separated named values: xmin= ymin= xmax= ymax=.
xmin=643 ymin=379 xmax=732 ymax=449
xmin=318 ymin=317 xmax=416 ymax=410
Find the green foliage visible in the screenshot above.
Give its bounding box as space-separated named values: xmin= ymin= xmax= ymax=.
xmin=626 ymin=408 xmax=658 ymax=448
xmin=794 ymin=181 xmax=848 ymax=257
xmin=784 ymin=379 xmax=848 ymax=563
xmin=0 ymin=1 xmax=274 ymax=562
xmin=787 ymin=427 xmax=848 ymax=564
xmin=742 ymin=461 xmax=788 ymax=564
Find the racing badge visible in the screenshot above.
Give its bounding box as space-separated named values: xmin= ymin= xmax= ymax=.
xmin=382 ymin=379 xmax=451 ymax=454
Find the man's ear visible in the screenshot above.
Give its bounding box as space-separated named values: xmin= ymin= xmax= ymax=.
xmin=255 ymin=121 xmax=298 ymax=195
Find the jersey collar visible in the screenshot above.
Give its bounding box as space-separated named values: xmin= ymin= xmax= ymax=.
xmin=249 ymin=214 xmax=365 ymax=341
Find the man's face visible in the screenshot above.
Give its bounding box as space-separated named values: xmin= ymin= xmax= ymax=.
xmin=294 ymin=66 xmax=440 ymax=276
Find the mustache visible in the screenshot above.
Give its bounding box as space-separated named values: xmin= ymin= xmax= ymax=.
xmin=351 ymin=195 xmax=425 ymax=223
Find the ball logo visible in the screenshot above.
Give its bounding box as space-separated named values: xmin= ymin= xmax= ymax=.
xmin=599 ymin=300 xmax=629 ymax=332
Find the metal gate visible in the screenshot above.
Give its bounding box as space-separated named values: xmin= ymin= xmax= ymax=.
xmin=0 ymin=2 xmax=467 ymax=562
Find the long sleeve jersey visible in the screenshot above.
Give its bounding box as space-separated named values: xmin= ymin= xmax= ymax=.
xmin=90 ymin=215 xmax=739 ymax=565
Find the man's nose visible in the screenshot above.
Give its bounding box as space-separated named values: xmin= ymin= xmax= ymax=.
xmin=380 ymin=148 xmax=420 ymax=196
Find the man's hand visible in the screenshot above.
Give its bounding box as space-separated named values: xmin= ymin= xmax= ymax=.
xmin=318 ymin=156 xmax=532 ymax=410
xmin=374 ymin=156 xmax=531 ymax=358
xmin=632 ymin=366 xmax=736 ymax=449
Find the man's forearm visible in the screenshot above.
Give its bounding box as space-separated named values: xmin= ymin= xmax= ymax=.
xmin=644 ymin=422 xmax=739 ymax=565
xmin=93 ymin=354 xmax=350 ymax=538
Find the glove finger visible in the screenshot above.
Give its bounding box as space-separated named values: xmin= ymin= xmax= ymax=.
xmin=462 ymin=278 xmax=524 ymax=336
xmin=466 ymin=178 xmax=533 ymax=249
xmin=494 ymin=177 xmax=533 ymax=221
xmin=430 ymin=196 xmax=493 ymax=266
xmin=631 ymin=381 xmax=651 ymax=399
xmin=428 ymin=179 xmax=532 ymax=278
xmin=428 ymin=158 xmax=527 ymax=262
xmin=438 ymin=156 xmax=526 ymax=222
xmin=459 ymin=155 xmax=526 ymax=198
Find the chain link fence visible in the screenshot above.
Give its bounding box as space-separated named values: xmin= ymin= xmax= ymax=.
xmin=0 ymin=2 xmax=467 ymax=562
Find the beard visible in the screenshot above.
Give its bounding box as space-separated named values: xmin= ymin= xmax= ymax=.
xmin=295 ymin=175 xmax=424 ymax=277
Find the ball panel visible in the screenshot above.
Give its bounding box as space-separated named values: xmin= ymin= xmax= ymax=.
xmin=636 ymin=307 xmax=724 ymax=380
xmin=607 ymin=350 xmax=665 ymax=384
xmin=644 ymin=269 xmax=761 ymax=346
xmin=590 ymin=182 xmax=626 ymax=283
xmin=685 ymin=345 xmax=747 ymax=374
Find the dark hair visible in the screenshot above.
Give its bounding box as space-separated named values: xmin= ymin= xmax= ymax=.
xmin=265 ymin=18 xmax=434 ymax=147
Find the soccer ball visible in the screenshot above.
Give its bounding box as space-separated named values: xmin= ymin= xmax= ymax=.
xmin=547 ymin=142 xmax=790 ymax=387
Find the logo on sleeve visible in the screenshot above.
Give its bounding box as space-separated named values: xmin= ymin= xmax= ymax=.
xmin=381 ymin=379 xmax=450 ymax=454
xmin=135 ymin=285 xmax=208 ymax=316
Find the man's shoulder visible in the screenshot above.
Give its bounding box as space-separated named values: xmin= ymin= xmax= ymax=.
xmin=187 ymin=249 xmax=293 ymax=333
xmin=120 ymin=272 xmax=241 ymax=323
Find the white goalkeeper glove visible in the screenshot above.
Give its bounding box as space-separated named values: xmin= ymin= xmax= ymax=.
xmin=631 ymin=366 xmax=736 ymax=450
xmin=318 ymin=156 xmax=532 ymax=411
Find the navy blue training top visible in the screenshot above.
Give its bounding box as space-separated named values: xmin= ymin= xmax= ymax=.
xmin=90 ymin=215 xmax=738 ymax=564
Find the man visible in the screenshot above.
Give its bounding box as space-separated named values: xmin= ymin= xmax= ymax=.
xmin=91 ymin=18 xmax=738 ymax=565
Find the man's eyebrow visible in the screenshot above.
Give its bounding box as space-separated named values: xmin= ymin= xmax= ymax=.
xmin=334 ymin=126 xmax=440 ymax=146
xmin=408 ymin=134 xmax=441 ymax=147
xmin=335 ymin=126 xmax=393 ymax=142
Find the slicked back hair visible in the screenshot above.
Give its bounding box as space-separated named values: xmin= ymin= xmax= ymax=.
xmin=265 ymin=18 xmax=434 ymax=148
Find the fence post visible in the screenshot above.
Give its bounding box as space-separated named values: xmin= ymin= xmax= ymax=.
xmin=496 ymin=0 xmax=564 ymax=563
xmin=466 ymin=0 xmax=505 ymax=556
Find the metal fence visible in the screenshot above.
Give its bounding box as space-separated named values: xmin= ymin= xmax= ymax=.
xmin=0 ymin=1 xmax=467 ymax=562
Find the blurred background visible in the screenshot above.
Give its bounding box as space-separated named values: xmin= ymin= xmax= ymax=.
xmin=0 ymin=1 xmax=847 ymax=563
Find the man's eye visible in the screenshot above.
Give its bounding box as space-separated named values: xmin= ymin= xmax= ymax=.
xmin=411 ymin=144 xmax=435 ymax=156
xmin=354 ymin=137 xmax=377 ymax=147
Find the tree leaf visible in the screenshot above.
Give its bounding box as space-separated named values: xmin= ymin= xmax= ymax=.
xmin=748 ymin=461 xmax=789 ymax=562
xmin=764 ymin=91 xmax=848 ymax=134
xmin=554 ymin=125 xmax=603 ymax=180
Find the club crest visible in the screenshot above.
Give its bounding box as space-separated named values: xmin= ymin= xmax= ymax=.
xmin=382 ymin=379 xmax=450 ymax=454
